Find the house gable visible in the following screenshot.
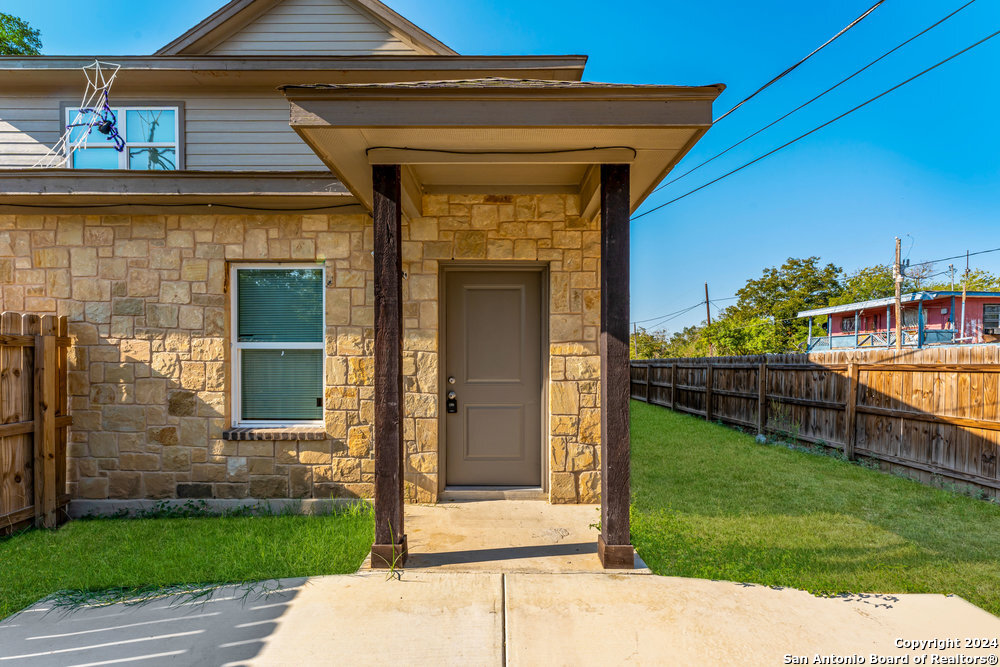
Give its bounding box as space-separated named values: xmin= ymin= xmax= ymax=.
xmin=156 ymin=0 xmax=456 ymax=56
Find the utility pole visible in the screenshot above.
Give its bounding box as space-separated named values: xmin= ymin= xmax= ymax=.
xmin=961 ymin=250 xmax=969 ymax=342
xmin=949 ymin=264 xmax=955 ymax=291
xmin=894 ymin=237 xmax=902 ymax=352
xmin=633 ymin=322 xmax=639 ymax=360
xmin=704 ymin=282 xmax=714 ymax=357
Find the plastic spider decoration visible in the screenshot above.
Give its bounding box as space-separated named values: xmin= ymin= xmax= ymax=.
xmin=67 ymin=91 xmax=125 ymax=151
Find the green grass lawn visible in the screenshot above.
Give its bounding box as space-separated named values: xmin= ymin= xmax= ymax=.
xmin=0 ymin=504 xmax=374 ymax=619
xmin=630 ymin=400 xmax=1000 ymax=615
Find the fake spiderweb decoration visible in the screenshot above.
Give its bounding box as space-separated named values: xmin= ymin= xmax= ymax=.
xmin=32 ymin=60 xmax=123 ymax=168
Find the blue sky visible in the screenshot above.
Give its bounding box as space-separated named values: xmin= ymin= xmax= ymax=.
xmin=5 ymin=0 xmax=1000 ymax=332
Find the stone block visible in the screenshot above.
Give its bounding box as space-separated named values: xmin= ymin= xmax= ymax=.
xmin=102 ymin=405 xmax=146 ymax=432
xmin=78 ymin=477 xmax=109 ymax=499
xmin=579 ymin=408 xmax=601 ymax=444
xmin=578 ymin=470 xmax=601 ymax=503
xmin=250 ymin=476 xmax=288 ymax=498
xmin=550 ymin=472 xmax=576 ymax=504
xmin=348 ymin=426 xmax=372 ymax=458
xmin=159 ymin=282 xmax=191 ymax=304
xmin=120 ymin=452 xmax=160 ymax=471
xmin=147 ymin=304 xmax=179 ymax=328
xmin=167 ymin=390 xmax=196 ymax=417
xmin=143 ymin=473 xmax=175 ymax=499
xmin=108 ymin=471 xmax=141 ymax=499
xmin=162 ymin=446 xmax=191 ymax=471
xmin=289 ymin=466 xmax=313 ymax=498
xmin=177 ymin=482 xmax=212 ymax=498
xmin=550 ymin=382 xmax=579 ymax=415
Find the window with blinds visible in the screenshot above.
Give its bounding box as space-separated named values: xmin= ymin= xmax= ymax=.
xmin=233 ymin=266 xmax=324 ymax=424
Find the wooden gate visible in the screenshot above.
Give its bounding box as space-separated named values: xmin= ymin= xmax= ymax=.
xmin=1 ymin=313 xmax=71 ymax=534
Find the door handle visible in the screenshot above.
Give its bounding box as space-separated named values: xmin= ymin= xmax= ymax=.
xmin=446 ymin=390 xmax=458 ymax=414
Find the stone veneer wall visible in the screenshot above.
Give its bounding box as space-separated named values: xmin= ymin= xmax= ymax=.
xmin=0 ymin=196 xmax=601 ymax=504
xmin=0 ymin=212 xmax=377 ymax=501
xmin=402 ymin=194 xmax=601 ymax=504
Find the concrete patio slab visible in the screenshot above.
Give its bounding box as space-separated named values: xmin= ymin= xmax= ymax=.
xmin=506 ymin=573 xmax=1000 ymax=666
xmin=398 ymin=499 xmax=648 ymax=572
xmin=3 ymin=571 xmax=999 ymax=666
xmin=250 ymin=572 xmax=502 ymax=666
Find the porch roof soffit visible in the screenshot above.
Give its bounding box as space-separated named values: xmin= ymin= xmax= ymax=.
xmin=281 ymin=78 xmax=726 ymax=219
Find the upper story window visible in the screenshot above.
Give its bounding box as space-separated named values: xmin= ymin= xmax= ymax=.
xmin=841 ymin=316 xmax=855 ymax=333
xmin=67 ymin=106 xmax=179 ymax=170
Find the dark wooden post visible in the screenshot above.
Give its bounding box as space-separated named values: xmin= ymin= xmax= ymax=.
xmin=844 ymin=362 xmax=859 ymax=461
xmin=33 ymin=316 xmax=57 ymax=529
xmin=757 ymin=360 xmax=767 ymax=436
xmin=599 ymin=164 xmax=633 ymax=569
xmin=643 ymin=364 xmax=650 ymax=403
xmin=371 ymin=164 xmax=407 ymax=568
xmin=704 ymin=363 xmax=714 ymax=422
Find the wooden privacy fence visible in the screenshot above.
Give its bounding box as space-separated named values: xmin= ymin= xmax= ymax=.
xmin=1 ymin=313 xmax=71 ymax=534
xmin=631 ymin=346 xmax=1000 ymax=493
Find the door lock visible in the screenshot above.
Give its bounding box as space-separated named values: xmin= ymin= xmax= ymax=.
xmin=446 ymin=390 xmax=458 ymax=414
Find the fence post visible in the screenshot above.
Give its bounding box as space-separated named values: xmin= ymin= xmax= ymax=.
xmin=705 ymin=362 xmax=714 ymax=422
xmin=844 ymin=362 xmax=859 ymax=461
xmin=33 ymin=329 xmax=57 ymax=529
xmin=643 ymin=364 xmax=650 ymax=403
xmin=670 ymin=362 xmax=677 ymax=411
xmin=757 ymin=359 xmax=767 ymax=435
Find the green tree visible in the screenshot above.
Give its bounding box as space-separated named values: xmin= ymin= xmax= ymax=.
xmin=726 ymin=256 xmax=843 ymax=352
xmin=927 ymin=268 xmax=1000 ymax=292
xmin=0 ymin=13 xmax=42 ymax=56
xmin=707 ymin=316 xmax=784 ymax=356
xmin=832 ymin=264 xmax=901 ymax=306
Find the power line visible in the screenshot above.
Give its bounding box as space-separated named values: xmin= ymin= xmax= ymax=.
xmin=632 ymin=26 xmax=1000 ymax=222
xmin=908 ymin=246 xmax=1000 ymax=268
xmin=641 ymin=303 xmax=707 ymax=330
xmin=713 ymin=0 xmax=887 ymax=124
xmin=633 ymin=301 xmax=704 ymax=324
xmin=650 ymin=0 xmax=977 ymax=195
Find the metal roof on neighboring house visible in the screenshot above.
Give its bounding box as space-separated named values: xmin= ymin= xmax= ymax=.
xmin=797 ymin=291 xmax=1000 ymax=318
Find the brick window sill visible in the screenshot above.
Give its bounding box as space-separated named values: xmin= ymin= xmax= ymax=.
xmin=222 ymin=427 xmax=328 ymax=441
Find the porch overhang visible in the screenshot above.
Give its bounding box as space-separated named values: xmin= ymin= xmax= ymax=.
xmin=282 ymin=78 xmax=724 ymax=219
xmin=0 ymin=170 xmax=361 ymax=214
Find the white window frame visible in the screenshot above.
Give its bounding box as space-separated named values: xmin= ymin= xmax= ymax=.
xmin=66 ymin=105 xmax=180 ymax=170
xmin=230 ymin=263 xmax=326 ymax=428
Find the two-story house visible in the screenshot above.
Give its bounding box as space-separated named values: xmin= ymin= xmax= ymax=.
xmin=0 ymin=0 xmax=724 ymax=567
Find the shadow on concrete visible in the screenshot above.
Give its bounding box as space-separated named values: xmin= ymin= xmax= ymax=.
xmin=0 ymin=578 xmax=306 ymax=666
xmin=405 ymin=541 xmax=596 ymax=568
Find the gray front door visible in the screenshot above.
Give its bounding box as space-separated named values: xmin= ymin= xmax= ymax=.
xmin=445 ymin=269 xmax=543 ymax=486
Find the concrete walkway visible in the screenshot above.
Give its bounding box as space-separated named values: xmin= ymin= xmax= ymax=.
xmin=3 ymin=573 xmax=999 ymax=666
xmin=3 ymin=500 xmax=1000 ymax=665
xmin=390 ymin=499 xmax=648 ymax=572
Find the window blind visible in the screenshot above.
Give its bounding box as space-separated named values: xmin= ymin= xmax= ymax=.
xmin=238 ymin=269 xmax=323 ymax=343
xmin=241 ymin=349 xmax=323 ymax=421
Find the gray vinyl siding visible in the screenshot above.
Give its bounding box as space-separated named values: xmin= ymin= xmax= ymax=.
xmin=183 ymin=93 xmax=324 ymax=170
xmin=207 ymin=0 xmax=418 ymax=55
xmin=0 ymin=95 xmax=63 ymax=168
xmin=0 ymin=92 xmax=326 ymax=171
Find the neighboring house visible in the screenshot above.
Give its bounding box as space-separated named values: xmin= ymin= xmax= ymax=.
xmin=0 ymin=0 xmax=724 ymax=567
xmin=798 ymin=291 xmax=1000 ymax=351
